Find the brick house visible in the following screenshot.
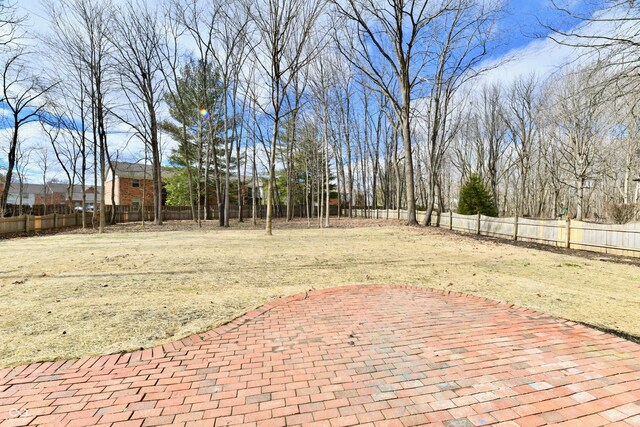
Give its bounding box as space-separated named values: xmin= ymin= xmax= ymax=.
xmin=104 ymin=162 xmax=170 ymax=207
xmin=218 ymin=176 xmax=263 ymax=206
xmin=104 ymin=161 xmax=264 ymax=208
xmin=172 ymin=175 xmax=262 ymax=207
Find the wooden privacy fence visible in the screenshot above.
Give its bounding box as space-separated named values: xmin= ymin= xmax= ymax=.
xmin=0 ymin=206 xmax=254 ymax=235
xmin=0 ymin=206 xmax=227 ymax=236
xmin=110 ymin=205 xmax=260 ymax=222
xmin=0 ymin=204 xmax=339 ymax=236
xmin=347 ymin=208 xmax=640 ymax=258
xmin=0 ymin=213 xmax=82 ymax=235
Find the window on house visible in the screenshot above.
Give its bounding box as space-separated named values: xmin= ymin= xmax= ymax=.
xmin=132 ymin=179 xmax=140 ymax=188
xmin=131 ymin=197 xmax=140 ymax=207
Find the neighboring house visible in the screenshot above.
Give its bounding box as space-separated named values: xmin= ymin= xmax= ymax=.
xmin=227 ymin=175 xmax=263 ymax=206
xmin=105 ymin=161 xmax=262 ymax=207
xmin=69 ymin=186 xmax=100 ymax=209
xmin=310 ymin=197 xmax=340 ymax=210
xmin=104 ymin=162 xmax=170 ymax=207
xmin=0 ymin=182 xmax=100 ymax=208
xmin=198 ymin=175 xmax=264 ymax=207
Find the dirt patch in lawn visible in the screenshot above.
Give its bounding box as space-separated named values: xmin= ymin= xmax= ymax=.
xmin=1 ymin=218 xmax=639 ymax=367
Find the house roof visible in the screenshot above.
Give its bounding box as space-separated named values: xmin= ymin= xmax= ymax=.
xmin=19 ymin=183 xmax=70 ymax=194
xmin=110 ymin=162 xmax=155 ymax=180
xmin=2 ymin=182 xmax=101 ymax=202
xmin=111 ymin=162 xmax=262 ymax=188
xmin=110 ymin=162 xmax=177 ymax=180
xmin=237 ymin=175 xmax=262 ymax=188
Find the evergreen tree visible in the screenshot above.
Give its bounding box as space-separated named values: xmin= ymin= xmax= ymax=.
xmin=161 ymin=58 xmax=228 ymax=214
xmin=162 ymin=58 xmax=224 ymax=169
xmin=457 ymin=173 xmax=498 ymax=216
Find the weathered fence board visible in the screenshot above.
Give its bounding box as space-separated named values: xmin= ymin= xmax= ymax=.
xmin=0 ymin=215 xmax=26 ymax=234
xmin=346 ymin=208 xmax=640 ymax=258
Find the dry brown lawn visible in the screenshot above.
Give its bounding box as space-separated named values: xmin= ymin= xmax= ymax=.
xmin=1 ymin=218 xmax=639 ymax=368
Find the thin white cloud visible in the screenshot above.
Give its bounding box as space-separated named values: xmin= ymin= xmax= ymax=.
xmin=475 ymin=36 xmax=579 ymax=87
xmin=475 ymin=3 xmax=636 ymax=87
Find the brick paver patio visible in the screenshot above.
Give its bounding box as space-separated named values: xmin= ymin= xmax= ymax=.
xmin=1 ymin=285 xmax=639 ymax=427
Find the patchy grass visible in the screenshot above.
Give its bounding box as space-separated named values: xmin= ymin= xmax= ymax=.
xmin=1 ymin=218 xmax=639 ymax=367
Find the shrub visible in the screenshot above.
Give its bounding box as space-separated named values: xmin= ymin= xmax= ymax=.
xmin=457 ymin=173 xmax=498 ymax=217
xmin=164 ymin=168 xmax=197 ymax=206
xmin=607 ymin=203 xmax=637 ymax=224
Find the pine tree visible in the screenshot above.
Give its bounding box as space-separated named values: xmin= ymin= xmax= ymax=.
xmin=161 ymin=59 xmax=227 ymax=217
xmin=457 ymin=174 xmax=498 ymax=217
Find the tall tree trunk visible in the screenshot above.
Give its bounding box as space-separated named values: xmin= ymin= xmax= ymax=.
xmin=148 ymin=94 xmax=162 ymax=225
xmin=265 ymin=114 xmax=279 ymax=235
xmin=104 ymin=143 xmax=117 ymax=225
xmin=392 ymin=123 xmax=401 ymax=218
xmin=576 ymin=177 xmax=585 ymax=221
xmin=204 ymin=129 xmax=211 ymax=221
xmin=236 ymin=115 xmax=244 ymax=223
xmin=400 ymin=108 xmax=416 ymax=224
xmin=196 ymin=121 xmax=204 ymax=227
xmin=223 ymin=87 xmax=231 ymax=228
xmin=92 ymin=114 xmax=98 ymax=228
xmin=97 ymin=93 xmax=107 ymax=233
xmin=286 ymin=121 xmax=293 ymax=222
xmin=212 ymin=136 xmax=223 ymax=226
xmin=324 ymin=114 xmax=330 ymax=228
xmin=0 ymin=119 xmax=19 ymax=217
xmin=81 ymin=119 xmax=87 ymax=228
xmin=252 ymin=134 xmax=257 ymax=226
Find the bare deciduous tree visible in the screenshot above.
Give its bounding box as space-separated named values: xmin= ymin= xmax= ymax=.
xmin=247 ymin=0 xmax=324 ymax=235
xmin=551 ymin=69 xmax=608 ymax=220
xmin=112 ymin=0 xmax=165 ymax=225
xmin=506 ymin=75 xmax=539 ymax=217
xmin=49 ymin=0 xmax=114 ymax=232
xmin=332 ymin=0 xmax=452 ymax=225
xmin=0 ymin=52 xmax=53 ymax=216
xmin=0 ymin=0 xmax=23 ymax=51
xmin=547 ymin=0 xmax=640 ymax=105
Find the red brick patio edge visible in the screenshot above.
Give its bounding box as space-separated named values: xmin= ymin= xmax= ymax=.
xmin=0 ymin=284 xmax=603 ymax=381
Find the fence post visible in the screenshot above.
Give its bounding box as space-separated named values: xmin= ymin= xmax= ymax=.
xmin=476 ymin=212 xmax=481 ymax=235
xmin=565 ymin=219 xmax=571 ymax=249
xmin=513 ymin=215 xmax=519 ymax=241
xmin=53 ymin=213 xmax=57 ymax=230
xmin=449 ymin=210 xmax=453 ymax=230
xmin=24 ymin=215 xmax=29 ymax=233
xmin=386 ymin=209 xmax=389 ymax=219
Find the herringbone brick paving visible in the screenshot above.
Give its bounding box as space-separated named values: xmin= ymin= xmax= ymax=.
xmin=1 ymin=285 xmax=639 ymax=426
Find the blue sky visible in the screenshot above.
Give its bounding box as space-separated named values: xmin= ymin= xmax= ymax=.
xmin=12 ymin=0 xmax=593 ymax=101
xmin=488 ymin=0 xmax=592 ymax=57
xmin=6 ymin=0 xmax=596 ymax=182
xmin=16 ymin=0 xmax=589 ymax=58
xmin=500 ymin=0 xmax=555 ymax=53
xmin=13 ymin=0 xmax=593 ymax=83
